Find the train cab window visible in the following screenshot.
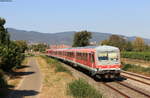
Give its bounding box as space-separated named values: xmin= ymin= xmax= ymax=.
xmin=97 ymin=51 xmax=119 ymax=65
xmin=98 ymin=52 xmax=108 ymax=61
xmin=98 ymin=52 xmax=118 ymax=61
xmin=108 ymin=52 xmax=118 ymax=61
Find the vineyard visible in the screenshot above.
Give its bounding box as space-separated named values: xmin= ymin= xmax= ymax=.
xmin=121 ymin=52 xmax=150 ymax=61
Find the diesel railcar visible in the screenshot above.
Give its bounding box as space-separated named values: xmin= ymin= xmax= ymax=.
xmin=46 ymin=45 xmax=121 ymax=78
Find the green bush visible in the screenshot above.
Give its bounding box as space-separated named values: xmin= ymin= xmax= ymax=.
xmin=67 ymin=78 xmax=102 ymax=98
xmin=0 ymin=42 xmax=25 ymax=71
xmin=122 ymin=64 xmax=150 ymax=75
xmin=121 ymin=52 xmax=150 ymax=61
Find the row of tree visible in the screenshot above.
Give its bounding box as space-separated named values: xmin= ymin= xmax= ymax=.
xmin=0 ymin=18 xmax=27 ymax=87
xmin=100 ymin=35 xmax=150 ymax=52
xmin=28 ymin=43 xmax=48 ymax=52
xmin=72 ymin=31 xmax=150 ymax=52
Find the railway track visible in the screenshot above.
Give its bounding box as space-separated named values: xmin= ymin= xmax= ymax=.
xmin=60 ymin=61 xmax=150 ymax=98
xmin=102 ymin=83 xmax=130 ymax=98
xmin=117 ymin=81 xmax=150 ymax=98
xmin=103 ymin=71 xmax=150 ymax=98
xmin=122 ymin=71 xmax=150 ymax=80
xmin=122 ymin=70 xmax=150 ymax=86
xmin=102 ymin=81 xmax=150 ymax=98
xmin=121 ymin=74 xmax=150 ymax=86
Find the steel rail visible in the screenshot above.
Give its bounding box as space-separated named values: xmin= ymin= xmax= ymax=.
xmin=122 ymin=75 xmax=150 ymax=86
xmin=102 ymin=83 xmax=130 ymax=98
xmin=117 ymin=82 xmax=150 ymax=98
xmin=122 ymin=71 xmax=150 ymax=80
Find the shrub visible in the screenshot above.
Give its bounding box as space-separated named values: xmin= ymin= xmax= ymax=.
xmin=0 ymin=42 xmax=25 ymax=71
xmin=122 ymin=64 xmax=150 ymax=75
xmin=67 ymin=78 xmax=102 ymax=98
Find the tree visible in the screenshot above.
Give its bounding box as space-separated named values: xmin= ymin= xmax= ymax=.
xmin=15 ymin=40 xmax=28 ymax=53
xmin=100 ymin=35 xmax=127 ymax=51
xmin=144 ymin=44 xmax=150 ymax=51
xmin=0 ymin=42 xmax=25 ymax=71
xmin=0 ymin=18 xmax=10 ymax=46
xmin=30 ymin=43 xmax=48 ymax=52
xmin=100 ymin=40 xmax=109 ymax=45
xmin=133 ymin=37 xmax=146 ymax=51
xmin=0 ymin=18 xmax=25 ymax=71
xmin=124 ymin=41 xmax=133 ymax=51
xmin=72 ymin=31 xmax=92 ymax=47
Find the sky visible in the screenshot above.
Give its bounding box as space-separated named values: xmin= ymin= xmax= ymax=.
xmin=0 ymin=0 xmax=150 ymax=39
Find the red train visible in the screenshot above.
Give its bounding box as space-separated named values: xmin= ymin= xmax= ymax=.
xmin=46 ymin=45 xmax=121 ymax=79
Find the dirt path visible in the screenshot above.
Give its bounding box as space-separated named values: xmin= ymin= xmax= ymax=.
xmin=8 ymin=57 xmax=42 ymax=98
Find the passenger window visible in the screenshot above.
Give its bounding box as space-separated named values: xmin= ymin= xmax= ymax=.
xmin=90 ymin=53 xmax=95 ymax=63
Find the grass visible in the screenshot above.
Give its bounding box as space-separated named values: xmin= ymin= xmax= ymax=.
xmin=122 ymin=63 xmax=150 ymax=76
xmin=67 ymin=78 xmax=102 ymax=98
xmin=41 ymin=56 xmax=72 ymax=75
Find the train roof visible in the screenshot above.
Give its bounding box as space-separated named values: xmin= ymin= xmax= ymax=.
xmin=63 ymin=45 xmax=118 ymax=49
xmin=95 ymin=45 xmax=119 ymax=52
xmin=48 ymin=45 xmax=119 ymax=52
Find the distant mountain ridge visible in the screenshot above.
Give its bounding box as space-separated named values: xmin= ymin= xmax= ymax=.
xmin=8 ymin=28 xmax=150 ymax=45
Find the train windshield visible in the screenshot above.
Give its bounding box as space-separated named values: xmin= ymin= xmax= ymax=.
xmin=98 ymin=51 xmax=119 ymax=65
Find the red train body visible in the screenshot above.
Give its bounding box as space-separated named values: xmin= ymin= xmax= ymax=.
xmin=46 ymin=45 xmax=121 ymax=78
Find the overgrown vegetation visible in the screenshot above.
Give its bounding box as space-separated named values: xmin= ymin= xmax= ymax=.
xmin=122 ymin=64 xmax=150 ymax=76
xmin=67 ymin=78 xmax=102 ymax=98
xmin=121 ymin=52 xmax=150 ymax=61
xmin=41 ymin=56 xmax=71 ymax=74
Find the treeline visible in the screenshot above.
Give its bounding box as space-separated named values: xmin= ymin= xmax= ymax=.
xmin=100 ymin=35 xmax=150 ymax=60
xmin=28 ymin=43 xmax=48 ymax=52
xmin=0 ymin=18 xmax=27 ymax=87
xmin=100 ymin=35 xmax=150 ymax=52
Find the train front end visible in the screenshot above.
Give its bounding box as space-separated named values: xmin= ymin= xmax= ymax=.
xmin=95 ymin=46 xmax=121 ymax=78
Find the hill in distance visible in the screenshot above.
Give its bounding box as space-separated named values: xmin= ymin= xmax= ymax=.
xmin=8 ymin=28 xmax=150 ymax=45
